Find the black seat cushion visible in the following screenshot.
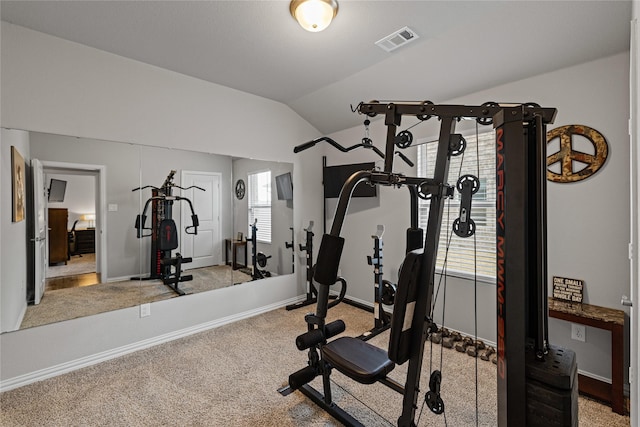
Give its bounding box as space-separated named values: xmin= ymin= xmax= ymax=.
xmin=322 ymin=336 xmax=395 ymax=384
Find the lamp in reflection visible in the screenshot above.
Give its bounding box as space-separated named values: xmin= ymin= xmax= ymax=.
xmin=82 ymin=213 xmax=95 ymax=229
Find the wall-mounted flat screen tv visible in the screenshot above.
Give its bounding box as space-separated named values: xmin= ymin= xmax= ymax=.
xmin=275 ymin=172 xmax=293 ymax=200
xmin=323 ymin=162 xmax=377 ymax=198
xmin=48 ymin=179 xmax=67 ymax=203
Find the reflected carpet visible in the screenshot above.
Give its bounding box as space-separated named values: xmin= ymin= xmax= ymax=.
xmin=20 ymin=265 xmax=252 ymax=330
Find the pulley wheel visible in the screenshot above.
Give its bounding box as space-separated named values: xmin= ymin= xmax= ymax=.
xmin=425 ymin=391 xmax=445 ymax=415
xmin=395 ymin=130 xmax=413 ymax=149
xmin=417 ymin=189 xmax=433 ymax=201
xmin=425 ymin=370 xmax=444 ymax=415
xmin=476 ymin=101 xmax=499 ymax=126
xmin=456 ymin=174 xmax=480 ymax=194
xmin=416 ymin=100 xmax=435 ymax=121
xmin=449 ymin=134 xmax=466 ymax=157
xmin=453 ymin=217 xmax=476 ymax=238
xmin=365 ymin=100 xmax=379 ymax=117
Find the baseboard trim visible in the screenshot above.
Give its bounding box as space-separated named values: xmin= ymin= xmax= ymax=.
xmin=106 ymin=275 xmax=137 ymax=283
xmin=0 ymin=296 xmax=302 ymax=392
xmin=578 ymin=369 xmax=611 ymax=385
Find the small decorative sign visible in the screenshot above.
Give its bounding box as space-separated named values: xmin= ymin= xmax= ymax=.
xmin=552 ymin=276 xmax=584 ymax=303
xmin=546 ymin=124 xmax=608 ymax=183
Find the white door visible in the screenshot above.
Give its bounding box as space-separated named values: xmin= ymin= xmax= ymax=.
xmin=180 ymin=171 xmax=221 ymax=269
xmin=32 ymin=159 xmax=47 ymax=304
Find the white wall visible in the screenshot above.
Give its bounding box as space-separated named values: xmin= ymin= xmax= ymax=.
xmin=0 ymin=129 xmax=30 ymax=332
xmin=0 ymin=23 xmax=319 ymax=384
xmin=322 ymin=52 xmax=630 ymax=383
xmin=46 ymin=173 xmax=96 ymax=229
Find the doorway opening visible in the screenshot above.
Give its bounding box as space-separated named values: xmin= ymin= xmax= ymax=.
xmin=32 ymin=160 xmax=107 ymax=303
xmin=45 ymin=170 xmax=98 ymax=290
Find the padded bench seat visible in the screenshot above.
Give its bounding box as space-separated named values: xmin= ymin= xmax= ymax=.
xmin=323 ymin=336 xmax=395 ymax=384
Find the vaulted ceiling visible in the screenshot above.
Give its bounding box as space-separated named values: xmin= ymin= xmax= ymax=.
xmin=1 ymin=1 xmax=632 ymax=134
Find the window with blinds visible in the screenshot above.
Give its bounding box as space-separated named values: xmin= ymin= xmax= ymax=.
xmin=417 ymin=130 xmax=496 ymax=281
xmin=248 ymin=170 xmax=272 ymax=243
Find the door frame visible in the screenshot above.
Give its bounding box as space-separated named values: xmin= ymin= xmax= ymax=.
xmin=630 ymin=17 xmax=639 ymax=427
xmin=41 ymin=160 xmax=107 ymax=280
xmin=32 ymin=158 xmax=47 ymax=304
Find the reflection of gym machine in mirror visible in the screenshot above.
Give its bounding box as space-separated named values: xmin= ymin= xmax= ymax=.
xmin=282 ymin=101 xmax=575 ymax=427
xmin=286 ymin=221 xmax=319 ymax=310
xmin=133 ymin=170 xmax=203 ymax=296
xmin=284 ymin=221 xmax=347 ymax=312
xmin=249 ymin=219 xmax=271 ymax=280
xmin=355 ymin=224 xmax=396 ymax=341
xmin=285 ymin=226 xmax=294 ymax=274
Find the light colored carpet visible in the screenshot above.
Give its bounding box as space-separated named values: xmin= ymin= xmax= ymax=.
xmin=1 ymin=303 xmax=630 ymax=426
xmin=20 ymin=265 xmax=252 ymax=330
xmin=46 ymin=253 xmax=96 ymax=278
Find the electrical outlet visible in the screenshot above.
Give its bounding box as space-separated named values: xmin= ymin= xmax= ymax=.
xmin=571 ymin=323 xmax=585 ymax=342
xmin=140 ymin=303 xmax=151 ymax=318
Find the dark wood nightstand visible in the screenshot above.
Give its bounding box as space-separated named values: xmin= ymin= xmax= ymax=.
xmin=74 ymin=229 xmax=95 ymax=254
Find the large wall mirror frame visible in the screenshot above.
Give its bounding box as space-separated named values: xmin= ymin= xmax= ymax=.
xmin=0 ymin=129 xmax=294 ymax=333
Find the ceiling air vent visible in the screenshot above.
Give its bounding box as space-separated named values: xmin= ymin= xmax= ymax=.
xmin=375 ymin=26 xmax=419 ymax=52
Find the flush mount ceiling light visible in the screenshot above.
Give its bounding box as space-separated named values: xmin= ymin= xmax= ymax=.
xmin=290 ymin=0 xmax=338 ymax=32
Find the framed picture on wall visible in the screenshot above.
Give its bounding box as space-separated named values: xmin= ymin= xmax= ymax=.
xmin=11 ymin=146 xmax=26 ymax=222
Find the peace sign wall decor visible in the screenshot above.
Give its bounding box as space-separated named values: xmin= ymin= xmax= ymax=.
xmin=546 ymin=124 xmax=608 ymax=183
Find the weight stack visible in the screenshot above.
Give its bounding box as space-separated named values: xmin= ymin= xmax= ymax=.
xmin=525 ymin=345 xmax=578 ymax=427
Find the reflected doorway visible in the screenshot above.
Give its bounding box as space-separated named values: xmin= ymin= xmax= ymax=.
xmin=45 ymin=171 xmax=98 ymax=290
xmin=34 ymin=161 xmax=106 ymax=301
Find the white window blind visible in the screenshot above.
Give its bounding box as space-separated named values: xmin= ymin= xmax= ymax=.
xmin=248 ymin=170 xmax=272 ymax=243
xmin=417 ymin=130 xmax=496 ymax=280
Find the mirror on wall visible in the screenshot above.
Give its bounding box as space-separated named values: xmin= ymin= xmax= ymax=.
xmin=231 ymin=157 xmax=295 ymax=286
xmin=0 ymin=129 xmax=294 ymax=333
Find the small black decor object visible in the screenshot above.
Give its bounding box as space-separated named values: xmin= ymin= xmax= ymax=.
xmin=235 ymin=179 xmax=246 ymax=199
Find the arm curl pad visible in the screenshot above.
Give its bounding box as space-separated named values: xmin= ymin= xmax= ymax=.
xmin=313 ymin=234 xmax=344 ymax=286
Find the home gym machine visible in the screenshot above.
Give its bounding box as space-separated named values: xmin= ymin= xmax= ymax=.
xmin=249 ymin=219 xmax=272 ymax=280
xmin=281 ymin=101 xmax=576 ymax=427
xmin=133 ymin=170 xmax=203 ymax=296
